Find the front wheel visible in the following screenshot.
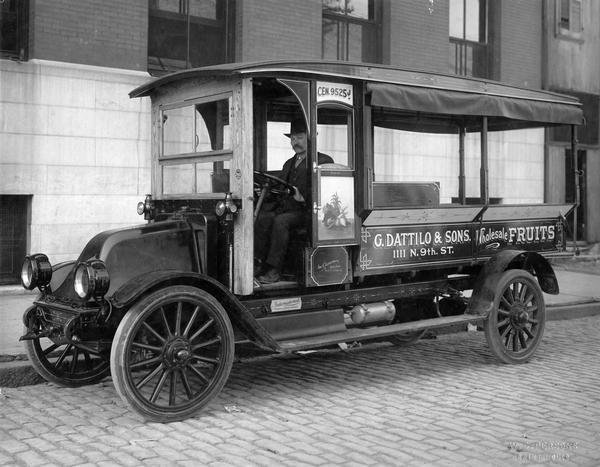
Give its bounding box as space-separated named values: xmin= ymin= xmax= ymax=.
xmin=110 ymin=286 xmax=235 ymax=422
xmin=23 ymin=307 xmax=110 ymax=387
xmin=484 ymin=270 xmax=546 ymax=364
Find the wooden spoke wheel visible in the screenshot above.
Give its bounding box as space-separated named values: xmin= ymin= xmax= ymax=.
xmin=110 ymin=286 xmax=234 ymax=422
xmin=484 ymin=270 xmax=546 ymax=364
xmin=24 ymin=309 xmax=110 ymax=387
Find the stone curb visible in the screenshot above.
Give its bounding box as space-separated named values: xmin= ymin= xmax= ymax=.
xmin=0 ymin=360 xmax=44 ymax=388
xmin=2 ymin=301 xmax=599 ymax=389
xmin=0 ymin=286 xmax=35 ymax=296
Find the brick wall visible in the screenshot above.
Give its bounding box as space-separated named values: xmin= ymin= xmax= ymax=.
xmin=387 ymin=0 xmax=448 ymax=73
xmin=236 ymin=0 xmax=322 ymax=61
xmin=498 ymin=0 xmax=543 ymax=88
xmin=31 ymin=0 xmax=147 ymax=71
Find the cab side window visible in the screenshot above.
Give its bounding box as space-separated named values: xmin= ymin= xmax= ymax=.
xmin=317 ymin=105 xmax=353 ymax=169
xmin=160 ymin=97 xmax=232 ymax=195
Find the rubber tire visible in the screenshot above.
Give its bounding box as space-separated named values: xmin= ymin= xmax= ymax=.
xmin=389 ymin=330 xmax=428 ymax=347
xmin=483 ymin=269 xmax=546 ymax=364
xmin=24 ymin=326 xmax=110 ymax=387
xmin=110 ymin=286 xmax=234 ymax=422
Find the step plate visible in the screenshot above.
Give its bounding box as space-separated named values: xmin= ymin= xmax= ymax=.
xmin=278 ymin=314 xmax=482 ymax=352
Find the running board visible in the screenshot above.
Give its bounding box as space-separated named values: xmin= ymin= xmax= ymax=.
xmin=278 ymin=314 xmax=483 ymax=353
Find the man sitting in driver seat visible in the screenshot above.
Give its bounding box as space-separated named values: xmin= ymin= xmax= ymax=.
xmin=255 ymin=117 xmax=333 ymax=284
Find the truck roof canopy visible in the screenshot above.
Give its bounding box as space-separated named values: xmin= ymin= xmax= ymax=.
xmin=130 ymin=60 xmax=583 ymax=129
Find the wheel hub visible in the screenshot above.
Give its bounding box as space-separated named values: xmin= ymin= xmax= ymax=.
xmin=509 ymin=304 xmax=529 ymax=328
xmin=164 ymin=338 xmax=192 ymax=368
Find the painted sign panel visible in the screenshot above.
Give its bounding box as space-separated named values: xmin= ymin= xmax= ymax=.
xmin=357 ymin=220 xmax=560 ymax=272
xmin=308 ymin=246 xmax=351 ymax=286
xmin=318 ymin=175 xmax=355 ymax=242
xmin=316 ymin=81 xmax=353 ymax=106
xmin=474 ymin=222 xmax=558 ymax=255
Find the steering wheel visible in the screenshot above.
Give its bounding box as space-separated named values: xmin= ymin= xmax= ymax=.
xmin=253 ymin=171 xmax=295 ymax=222
xmin=253 ymin=171 xmax=294 ymax=196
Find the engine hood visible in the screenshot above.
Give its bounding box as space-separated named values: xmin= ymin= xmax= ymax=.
xmin=51 ymin=220 xmax=195 ymax=302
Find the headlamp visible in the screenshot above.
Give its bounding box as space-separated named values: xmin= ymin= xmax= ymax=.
xmin=137 ymin=194 xmax=154 ymax=220
xmin=74 ymin=260 xmax=110 ymax=300
xmin=226 ymin=194 xmax=238 ymax=213
xmin=21 ymin=254 xmax=52 ymax=291
xmin=215 ymin=200 xmax=227 ymax=217
xmin=215 ymin=193 xmax=238 ymax=218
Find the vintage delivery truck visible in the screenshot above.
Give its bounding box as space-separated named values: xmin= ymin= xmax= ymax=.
xmin=19 ymin=61 xmax=583 ymax=422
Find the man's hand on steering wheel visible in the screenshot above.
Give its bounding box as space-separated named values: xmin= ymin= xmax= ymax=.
xmin=253 ymin=171 xmax=298 ymax=221
xmin=291 ymin=186 xmax=304 ymax=202
xmin=253 ymin=171 xmax=295 ymax=196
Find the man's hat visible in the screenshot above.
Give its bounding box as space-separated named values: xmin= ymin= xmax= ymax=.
xmin=284 ymin=117 xmax=307 ymax=137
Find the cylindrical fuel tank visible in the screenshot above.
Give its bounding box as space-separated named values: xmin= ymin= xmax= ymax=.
xmin=346 ymin=300 xmax=396 ymax=326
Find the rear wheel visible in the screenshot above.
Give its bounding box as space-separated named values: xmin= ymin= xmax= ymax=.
xmin=389 ymin=330 xmax=428 ymax=346
xmin=484 ymin=270 xmax=545 ymax=364
xmin=110 ymin=286 xmax=234 ymax=422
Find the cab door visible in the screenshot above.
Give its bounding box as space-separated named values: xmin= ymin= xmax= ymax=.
xmin=311 ymin=81 xmax=359 ymax=246
xmin=306 ymin=81 xmax=359 ymax=286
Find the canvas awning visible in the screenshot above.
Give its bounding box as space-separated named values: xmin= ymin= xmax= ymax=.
xmin=367 ymin=82 xmax=584 ymax=130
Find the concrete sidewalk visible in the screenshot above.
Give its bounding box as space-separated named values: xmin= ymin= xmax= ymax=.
xmin=1 ymin=269 xmax=599 ymax=387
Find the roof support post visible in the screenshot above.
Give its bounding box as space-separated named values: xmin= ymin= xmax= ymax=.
xmin=480 ymin=117 xmax=489 ymax=204
xmin=571 ymin=124 xmax=579 ymax=244
xmin=232 ymin=78 xmax=255 ymax=295
xmin=458 ymin=125 xmax=466 ymax=204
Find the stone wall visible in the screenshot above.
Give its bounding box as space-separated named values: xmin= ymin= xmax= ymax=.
xmin=0 ymin=59 xmax=151 ymax=264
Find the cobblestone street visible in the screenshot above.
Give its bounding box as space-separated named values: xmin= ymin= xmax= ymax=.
xmin=1 ymin=315 xmax=599 ymax=466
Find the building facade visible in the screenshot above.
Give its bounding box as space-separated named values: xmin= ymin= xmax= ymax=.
xmin=1 ymin=0 xmax=598 ymax=284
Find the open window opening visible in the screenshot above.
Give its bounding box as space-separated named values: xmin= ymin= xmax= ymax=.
xmin=253 ymin=79 xmax=309 ymax=173
xmin=372 ymin=110 xmax=460 ymax=207
xmin=371 ymin=108 xmax=550 ymax=208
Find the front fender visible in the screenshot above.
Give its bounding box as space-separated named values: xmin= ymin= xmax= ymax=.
xmin=466 ymin=250 xmax=558 ymax=317
xmin=110 ymin=270 xmax=279 ymax=351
